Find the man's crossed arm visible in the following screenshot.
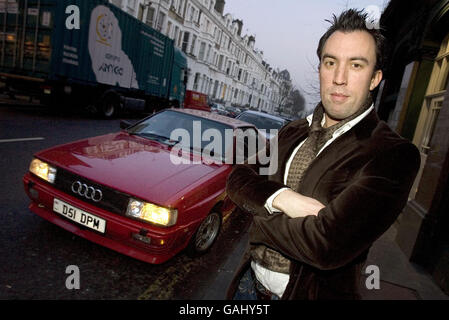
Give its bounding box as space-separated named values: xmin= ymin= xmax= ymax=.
xmin=272 ymin=189 xmax=325 ymax=218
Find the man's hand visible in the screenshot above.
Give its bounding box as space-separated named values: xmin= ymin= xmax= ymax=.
xmin=272 ymin=189 xmax=325 ymax=218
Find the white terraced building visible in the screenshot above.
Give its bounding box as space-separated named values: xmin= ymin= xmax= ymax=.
xmin=109 ymin=0 xmax=287 ymax=114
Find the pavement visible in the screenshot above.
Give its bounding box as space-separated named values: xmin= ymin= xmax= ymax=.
xmin=359 ymin=222 xmax=449 ymax=300
xmin=200 ymin=221 xmax=449 ymax=300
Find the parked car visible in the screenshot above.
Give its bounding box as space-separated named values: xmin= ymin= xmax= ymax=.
xmin=23 ymin=109 xmax=261 ymax=264
xmin=224 ymin=106 xmax=242 ymax=118
xmin=235 ymin=110 xmax=288 ymax=139
xmin=210 ymin=103 xmax=227 ymax=115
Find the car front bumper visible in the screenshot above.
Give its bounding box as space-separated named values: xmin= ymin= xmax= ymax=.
xmin=23 ymin=173 xmax=198 ymax=264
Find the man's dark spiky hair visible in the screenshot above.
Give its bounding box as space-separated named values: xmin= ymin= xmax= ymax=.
xmin=316 ymin=9 xmax=386 ymax=72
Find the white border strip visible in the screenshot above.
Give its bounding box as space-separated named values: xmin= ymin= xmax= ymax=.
xmin=0 ymin=137 xmax=45 ymax=143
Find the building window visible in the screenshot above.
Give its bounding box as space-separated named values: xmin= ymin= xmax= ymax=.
xmin=218 ymin=55 xmax=224 ymax=71
xmin=146 ymin=7 xmax=155 ymax=27
xmin=410 ymin=33 xmax=449 ymax=199
xmin=420 ymin=98 xmax=443 ymax=154
xmin=206 ymin=20 xmax=211 ymax=34
xmin=166 ymin=21 xmax=173 ymax=38
xmin=126 ymin=0 xmax=136 ymax=17
xmin=182 ymin=32 xmax=190 ymax=53
xmin=193 ymin=73 xmax=200 ymax=91
xmin=177 ymin=31 xmax=183 ymax=48
xmin=174 ymin=26 xmax=180 ymax=44
xmin=415 ymin=33 xmax=449 ymax=154
xmin=127 ymin=0 xmax=136 ymax=11
xmin=200 ymin=75 xmax=206 ymax=93
xmin=198 ymin=42 xmax=206 ymax=61
xmin=190 ymin=35 xmax=197 ymax=55
xmin=177 ymin=0 xmax=184 ymax=15
xmin=198 ymin=10 xmax=202 ymax=25
xmin=156 ymin=12 xmax=166 ymax=32
xmin=189 ymin=6 xmax=195 ymax=22
xmin=206 ymin=44 xmax=211 ymax=63
xmin=138 ymin=4 xmax=144 ymax=21
xmin=213 ymin=80 xmax=219 ymax=98
xmin=216 ymin=30 xmax=221 ymax=43
xmin=226 ymin=60 xmax=231 ymax=75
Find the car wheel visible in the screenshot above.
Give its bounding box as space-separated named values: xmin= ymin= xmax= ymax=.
xmin=188 ymin=211 xmax=222 ymax=255
xmin=100 ymin=94 xmax=120 ymax=118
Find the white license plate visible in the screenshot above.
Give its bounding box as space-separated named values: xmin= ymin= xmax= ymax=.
xmin=53 ymin=198 xmax=106 ymax=233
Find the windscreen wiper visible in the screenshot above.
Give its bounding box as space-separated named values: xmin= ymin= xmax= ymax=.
xmin=130 ymin=132 xmax=180 ymax=146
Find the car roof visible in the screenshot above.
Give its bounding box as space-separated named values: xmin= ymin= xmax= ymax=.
xmin=239 ymin=110 xmax=286 ymax=121
xmin=170 ymin=108 xmax=255 ymax=129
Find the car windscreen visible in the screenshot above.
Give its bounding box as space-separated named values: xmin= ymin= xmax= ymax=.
xmin=237 ymin=113 xmax=284 ymax=130
xmin=127 ymin=110 xmax=233 ymax=161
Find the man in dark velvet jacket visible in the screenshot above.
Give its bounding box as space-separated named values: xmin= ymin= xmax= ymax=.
xmin=225 ymin=9 xmax=420 ymax=300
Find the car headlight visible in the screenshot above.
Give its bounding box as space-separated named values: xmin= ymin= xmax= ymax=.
xmin=29 ymin=158 xmax=57 ymax=184
xmin=126 ymin=198 xmax=177 ymax=227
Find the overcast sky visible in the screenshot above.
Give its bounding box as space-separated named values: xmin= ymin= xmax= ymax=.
xmin=223 ymin=0 xmax=389 ymax=111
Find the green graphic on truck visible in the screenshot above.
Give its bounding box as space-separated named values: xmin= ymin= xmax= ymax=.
xmin=87 ymin=5 xmax=139 ymax=89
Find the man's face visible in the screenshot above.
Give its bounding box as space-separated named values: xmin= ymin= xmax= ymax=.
xmin=319 ymin=30 xmax=382 ymax=127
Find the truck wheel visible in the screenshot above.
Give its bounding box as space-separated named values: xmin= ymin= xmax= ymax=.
xmin=187 ymin=210 xmax=222 ymax=256
xmin=100 ymin=94 xmax=120 ymax=118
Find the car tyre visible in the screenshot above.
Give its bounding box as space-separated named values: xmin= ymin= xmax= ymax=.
xmin=187 ymin=210 xmax=222 ymax=256
xmin=99 ymin=93 xmax=120 ymax=118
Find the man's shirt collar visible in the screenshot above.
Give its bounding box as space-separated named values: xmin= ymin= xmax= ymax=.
xmin=306 ymin=104 xmax=374 ymax=138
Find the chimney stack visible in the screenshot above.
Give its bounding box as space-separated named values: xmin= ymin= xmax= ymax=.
xmin=215 ymin=0 xmax=225 ymax=15
xmin=233 ymin=19 xmax=243 ymax=36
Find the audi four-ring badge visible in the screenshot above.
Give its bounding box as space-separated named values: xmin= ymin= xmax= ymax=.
xmin=71 ymin=181 xmax=103 ymax=202
xmin=23 ymin=109 xmax=261 ymax=264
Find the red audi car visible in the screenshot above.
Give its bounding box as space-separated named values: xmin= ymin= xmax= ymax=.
xmin=23 ymin=108 xmax=262 ymax=264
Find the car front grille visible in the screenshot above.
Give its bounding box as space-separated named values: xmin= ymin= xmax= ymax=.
xmin=53 ymin=168 xmax=130 ymax=216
